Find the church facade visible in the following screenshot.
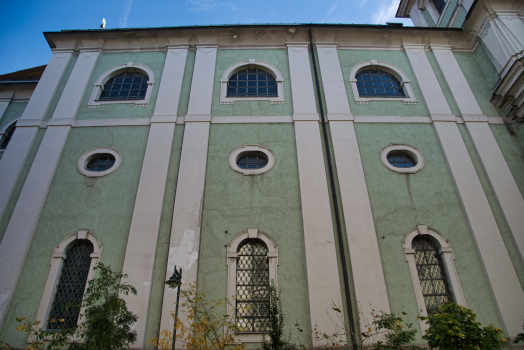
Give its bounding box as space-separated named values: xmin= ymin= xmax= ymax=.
xmin=0 ymin=0 xmax=523 ymax=348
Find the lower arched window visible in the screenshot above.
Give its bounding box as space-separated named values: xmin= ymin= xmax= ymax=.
xmin=356 ymin=69 xmax=405 ymax=98
xmin=47 ymin=239 xmax=94 ymax=329
xmin=235 ymin=239 xmax=270 ymax=333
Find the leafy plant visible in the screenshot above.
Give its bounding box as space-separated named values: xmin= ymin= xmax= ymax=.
xmin=13 ymin=317 xmax=74 ymax=350
xmin=514 ymin=321 xmax=524 ymax=344
xmin=362 ymin=311 xmax=423 ymax=350
xmin=149 ymin=283 xmax=246 ymax=350
xmin=420 ymin=301 xmax=506 ymax=350
xmin=262 ymin=282 xmax=296 ymax=350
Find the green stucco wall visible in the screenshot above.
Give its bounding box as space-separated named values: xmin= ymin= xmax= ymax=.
xmin=0 ymin=102 xmax=27 ymax=130
xmin=490 ymin=124 xmax=524 ymax=198
xmin=211 ymin=49 xmax=293 ymax=116
xmin=454 ymin=52 xmax=505 ymax=118
xmin=144 ymin=124 xmax=185 ymax=348
xmin=177 ymin=50 xmax=196 ymax=117
xmin=197 ymin=123 xmax=310 ymax=345
xmin=354 ymin=123 xmax=503 ymax=339
xmin=474 ymin=44 xmax=500 ymax=88
xmin=0 ymin=126 xmax=149 ymax=346
xmin=337 ymin=50 xmax=429 ymax=116
xmin=44 ymin=54 xmax=79 ymax=121
xmin=76 ymin=52 xmax=167 ymax=120
xmin=426 ymin=51 xmax=461 ymax=117
xmin=458 ymin=124 xmax=524 ymax=289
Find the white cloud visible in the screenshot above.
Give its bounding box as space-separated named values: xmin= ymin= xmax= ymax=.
xmin=326 ymin=1 xmax=338 ymax=17
xmin=119 ymin=0 xmax=133 ymax=28
xmin=372 ymin=0 xmax=412 ymax=25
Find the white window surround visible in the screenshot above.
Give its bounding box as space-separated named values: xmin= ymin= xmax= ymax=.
xmin=427 ymin=1 xmax=442 ymax=24
xmin=349 ymin=60 xmax=417 ymax=105
xmin=220 ymin=59 xmax=285 ymax=105
xmin=77 ymin=147 xmax=122 ymax=177
xmin=34 ymin=230 xmax=102 ymax=331
xmin=380 ymin=144 xmax=425 ymax=174
xmin=403 ymin=225 xmax=467 ymax=333
xmin=229 ymin=144 xmax=276 ymax=176
xmin=0 ymin=115 xmax=21 ymax=152
xmin=226 ymin=228 xmax=278 ymax=343
xmin=87 ymin=62 xmax=155 ymax=108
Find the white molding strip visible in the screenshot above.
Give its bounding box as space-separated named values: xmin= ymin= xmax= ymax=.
xmin=211 ymin=115 xmax=293 ymax=123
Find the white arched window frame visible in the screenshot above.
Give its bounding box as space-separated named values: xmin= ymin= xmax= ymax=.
xmin=403 ymin=225 xmax=466 ymax=332
xmin=220 ymin=59 xmax=285 ymax=105
xmin=349 ymin=60 xmax=417 ymax=105
xmin=87 ymin=62 xmax=155 ymax=108
xmin=35 ymin=230 xmax=102 ymax=329
xmin=0 ymin=116 xmax=21 ymax=152
xmin=226 ymin=228 xmax=278 ymax=343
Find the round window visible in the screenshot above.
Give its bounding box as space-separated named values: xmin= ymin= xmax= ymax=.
xmin=380 ymin=144 xmax=424 ymax=174
xmin=236 ymin=152 xmax=268 ymax=170
xmin=386 ymin=152 xmax=416 ymax=168
xmin=86 ymin=154 xmax=116 ymax=171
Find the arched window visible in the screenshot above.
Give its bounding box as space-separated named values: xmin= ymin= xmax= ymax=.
xmin=227 ymin=69 xmax=277 ymax=98
xmin=412 ymin=235 xmax=453 ymax=314
xmin=403 ymin=225 xmax=466 ymax=332
xmin=0 ymin=121 xmax=17 ymax=150
xmin=47 ymin=240 xmax=94 ymax=329
xmin=227 ymin=228 xmax=278 ymax=342
xmin=356 ymin=70 xmax=406 ymax=98
xmin=220 ymin=59 xmax=285 ymax=105
xmin=87 ymin=62 xmax=155 ymax=107
xmin=349 ymin=60 xmax=417 ymax=104
xmin=34 ymin=230 xmax=102 ymax=329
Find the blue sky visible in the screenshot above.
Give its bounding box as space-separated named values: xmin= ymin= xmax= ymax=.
xmin=0 ymin=0 xmax=412 ymax=75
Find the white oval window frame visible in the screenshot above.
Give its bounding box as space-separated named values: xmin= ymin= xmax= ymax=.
xmin=229 ymin=144 xmax=275 ymax=176
xmin=380 ymin=144 xmax=425 ymax=174
xmin=77 ymin=147 xmax=122 ymax=177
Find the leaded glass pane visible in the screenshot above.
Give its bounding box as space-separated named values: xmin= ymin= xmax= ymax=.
xmin=412 ymin=235 xmax=454 ymax=314
xmin=227 ymin=69 xmax=277 ymax=97
xmin=387 ymin=152 xmax=416 ymax=168
xmin=47 ymin=240 xmax=93 ymax=329
xmin=237 ymin=152 xmax=268 ymax=170
xmin=99 ymin=71 xmax=148 ymax=101
xmin=236 ymin=239 xmax=270 ymax=333
xmin=356 ymin=70 xmax=405 ymax=97
xmin=86 ymin=154 xmax=116 ymax=172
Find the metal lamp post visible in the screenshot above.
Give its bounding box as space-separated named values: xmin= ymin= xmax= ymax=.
xmin=165 ymin=265 xmax=182 ymax=350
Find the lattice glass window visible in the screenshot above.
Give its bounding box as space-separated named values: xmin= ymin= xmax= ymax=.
xmin=86 ymin=154 xmax=116 ymax=172
xmin=236 ymin=239 xmax=270 ymax=333
xmin=0 ymin=123 xmax=16 ymax=150
xmin=412 ymin=235 xmax=454 ymax=314
xmin=99 ymin=72 xmax=149 ymax=101
xmin=47 ymin=240 xmax=93 ymax=329
xmin=227 ymin=69 xmax=277 ymax=97
xmin=387 ymin=152 xmax=416 ymax=168
xmin=356 ymin=70 xmax=405 ymax=98
xmin=236 ymin=152 xmax=268 ymax=170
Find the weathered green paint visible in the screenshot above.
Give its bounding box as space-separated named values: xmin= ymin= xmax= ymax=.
xmin=426 ymin=51 xmax=460 ymax=117
xmin=0 ymin=126 xmax=149 ymax=346
xmin=422 ymin=9 xmax=436 ymax=27
xmin=438 ymin=0 xmax=458 ymax=27
xmin=177 ymin=50 xmax=196 ymax=117
xmin=354 ymin=123 xmax=503 ymax=339
xmin=197 ymin=123 xmax=310 ymax=345
xmin=458 ymin=124 xmax=524 ymax=289
xmin=211 ymin=49 xmax=293 ymax=116
xmin=44 ymin=54 xmax=79 ymax=121
xmin=338 ymin=50 xmax=429 ymax=116
xmin=0 ymin=102 xmax=27 ymax=130
xmin=490 ymin=124 xmax=524 ymax=197
xmin=474 ymin=44 xmax=500 ymax=88
xmin=454 ymin=52 xmax=505 ymax=118
xmin=513 ymin=121 xmax=524 ymax=148
xmin=144 ymin=124 xmax=185 ymax=348
xmin=76 ymin=52 xmax=166 ymax=120
xmin=0 ymin=129 xmax=45 ymax=243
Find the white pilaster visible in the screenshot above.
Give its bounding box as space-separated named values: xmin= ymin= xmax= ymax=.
xmin=159 ymin=45 xmax=216 ymax=335
xmin=287 ymin=42 xmax=343 ymax=336
xmin=0 ymin=50 xmax=73 ymax=222
xmin=405 ymin=46 xmax=524 ymax=338
xmin=316 ymin=44 xmax=390 ymax=331
xmin=287 ymin=43 xmax=319 ymax=121
xmin=0 ymin=49 xmax=100 ymax=331
xmin=121 ymin=45 xmax=188 ymax=348
xmin=432 ymin=46 xmax=524 ymax=265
